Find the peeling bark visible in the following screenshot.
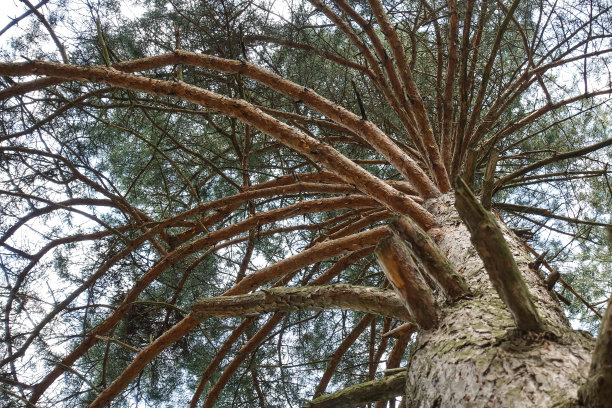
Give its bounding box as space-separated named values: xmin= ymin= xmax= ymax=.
xmin=390 ymin=216 xmax=468 ymax=301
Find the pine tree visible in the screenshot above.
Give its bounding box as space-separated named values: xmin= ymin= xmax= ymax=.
xmin=1 ymin=0 xmax=612 ymax=406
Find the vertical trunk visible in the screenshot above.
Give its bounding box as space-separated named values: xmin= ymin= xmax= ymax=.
xmin=405 ymin=195 xmax=594 ymax=407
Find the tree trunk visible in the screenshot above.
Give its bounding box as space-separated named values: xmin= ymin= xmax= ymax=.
xmin=404 ymin=194 xmax=594 ymax=407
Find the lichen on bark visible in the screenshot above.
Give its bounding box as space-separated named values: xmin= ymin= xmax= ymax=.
xmin=404 ymin=194 xmax=594 ymax=408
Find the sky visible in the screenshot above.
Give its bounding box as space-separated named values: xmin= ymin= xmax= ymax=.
xmin=1 ymin=1 xmax=25 ymax=34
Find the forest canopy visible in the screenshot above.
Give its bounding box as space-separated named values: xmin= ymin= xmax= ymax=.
xmin=1 ymin=0 xmax=612 ymax=407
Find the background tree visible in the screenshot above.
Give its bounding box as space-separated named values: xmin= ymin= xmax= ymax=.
xmin=1 ymin=0 xmax=612 ymax=406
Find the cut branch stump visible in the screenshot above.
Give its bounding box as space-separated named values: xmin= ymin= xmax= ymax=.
xmin=375 ymin=235 xmax=438 ymax=329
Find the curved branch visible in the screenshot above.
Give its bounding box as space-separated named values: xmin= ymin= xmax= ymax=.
xmin=66 ymin=229 xmax=383 ymax=406
xmin=227 ymin=227 xmax=386 ymax=295
xmin=197 ymin=247 xmax=374 ymax=407
xmin=0 ymin=197 xmax=116 ymax=246
xmin=0 ymin=59 xmax=436 ymax=226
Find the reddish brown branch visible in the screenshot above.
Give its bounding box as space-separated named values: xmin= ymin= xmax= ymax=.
xmin=0 ymin=59 xmax=437 ymax=225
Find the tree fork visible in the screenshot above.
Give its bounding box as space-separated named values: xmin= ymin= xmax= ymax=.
xmin=84 ymin=236 xmax=382 ymax=406
xmin=454 ymin=178 xmax=544 ymax=332
xmin=390 ymin=216 xmax=469 ymax=301
xmin=375 ymin=235 xmax=438 ymax=329
xmin=201 ymin=248 xmax=376 ymax=407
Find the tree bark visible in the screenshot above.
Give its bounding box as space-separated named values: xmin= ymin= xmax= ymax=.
xmin=305 ymin=371 xmax=406 ymax=408
xmin=404 ymin=194 xmax=594 ymax=407
xmin=192 ymin=284 xmax=411 ymax=321
xmin=579 ymin=295 xmax=612 ymax=408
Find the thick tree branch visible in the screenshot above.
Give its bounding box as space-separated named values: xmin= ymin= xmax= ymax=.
xmin=455 ymin=178 xmax=544 ymax=332
xmin=192 ymin=284 xmax=411 ymax=321
xmin=481 ymin=147 xmax=499 ymax=210
xmin=0 ymin=59 xmax=437 ymax=226
xmin=83 ymin=229 xmax=384 ymax=406
xmin=304 ymin=371 xmax=406 ymax=408
xmin=440 ymin=0 xmax=460 ymax=173
xmin=227 ymin=227 xmax=386 ymax=295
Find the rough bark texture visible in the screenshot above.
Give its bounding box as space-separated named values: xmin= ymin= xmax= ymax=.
xmin=305 ymin=371 xmax=406 ymax=408
xmin=192 ymin=284 xmax=411 ymax=321
xmin=579 ymin=296 xmax=612 ymax=408
xmin=405 ymin=194 xmax=594 ymax=408
xmin=455 ymin=178 xmax=544 ymax=332
xmin=390 ymin=216 xmax=468 ymax=301
xmin=375 ymin=235 xmax=438 ymax=329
